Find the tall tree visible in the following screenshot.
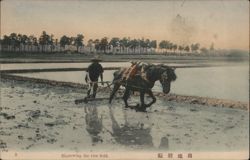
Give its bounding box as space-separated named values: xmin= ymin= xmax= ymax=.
xmin=26 ymin=35 xmax=32 ymax=52
xmin=31 ymin=36 xmax=38 ymax=46
xmin=60 ymin=35 xmax=71 ymax=49
xmin=48 ymin=34 xmax=55 ymax=52
xmin=159 ymin=40 xmax=167 ymax=53
xmin=129 ymin=39 xmax=139 ymax=53
xmin=109 ymin=37 xmax=120 ymax=53
xmin=1 ymin=35 xmax=11 ymax=51
xmin=184 ymin=45 xmax=190 ymax=53
xmin=18 ymin=34 xmax=29 ymax=47
xmin=93 ymin=39 xmax=100 ymax=52
xmin=150 ymin=40 xmax=157 ymax=52
xmin=168 ymin=42 xmax=173 ymax=53
xmin=55 ymin=39 xmax=58 ymax=46
xmin=191 ymin=43 xmax=200 ymax=53
xmin=29 ymin=35 xmax=38 ymax=52
xmin=17 ymin=34 xmax=24 ymax=51
xmin=119 ymin=37 xmax=130 ymax=53
xmin=74 ymin=34 xmax=84 ymax=53
xmin=9 ymin=33 xmax=19 ymax=51
xmin=100 ymin=37 xmax=108 ymax=53
xmin=39 ymin=31 xmax=50 ymax=52
xmin=161 ymin=40 xmax=171 ymax=54
xmin=138 ymin=38 xmax=148 ymax=53
xmin=144 ymin=39 xmax=151 ymax=53
xmin=87 ymin=39 xmax=94 ymax=53
xmin=178 ymin=45 xmax=184 ymax=54
xmin=172 ymin=44 xmax=178 ymax=53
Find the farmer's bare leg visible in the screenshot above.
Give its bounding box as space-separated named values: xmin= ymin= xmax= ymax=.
xmin=92 ymin=83 xmax=98 ymax=98
xmin=87 ymin=83 xmax=92 ymax=98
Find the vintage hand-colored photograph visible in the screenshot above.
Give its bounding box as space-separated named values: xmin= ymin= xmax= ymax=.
xmin=0 ymin=0 xmax=249 ymax=159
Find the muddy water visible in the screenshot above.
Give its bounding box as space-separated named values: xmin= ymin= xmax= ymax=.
xmin=0 ymin=80 xmax=249 ymax=152
xmin=13 ymin=65 xmax=249 ymax=102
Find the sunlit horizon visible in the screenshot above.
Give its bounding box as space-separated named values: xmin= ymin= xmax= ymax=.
xmin=1 ymin=0 xmax=249 ymax=50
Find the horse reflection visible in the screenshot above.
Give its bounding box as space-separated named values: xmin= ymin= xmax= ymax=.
xmin=108 ymin=107 xmax=169 ymax=150
xmin=84 ymin=105 xmax=103 ymax=145
xmin=108 ymin=107 xmax=153 ymax=147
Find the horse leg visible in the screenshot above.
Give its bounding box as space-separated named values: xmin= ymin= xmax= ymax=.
xmin=140 ymin=91 xmax=145 ymax=107
xmin=137 ymin=91 xmax=147 ymax=112
xmin=123 ymin=88 xmax=130 ymax=108
xmin=145 ymin=90 xmax=156 ymax=108
xmin=109 ymin=83 xmax=121 ymax=103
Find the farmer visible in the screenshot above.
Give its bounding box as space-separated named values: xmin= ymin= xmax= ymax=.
xmin=85 ymin=57 xmax=104 ymax=98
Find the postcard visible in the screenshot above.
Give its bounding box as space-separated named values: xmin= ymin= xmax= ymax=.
xmin=0 ymin=0 xmax=249 ymax=159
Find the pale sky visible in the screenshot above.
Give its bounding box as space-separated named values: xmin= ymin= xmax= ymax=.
xmin=1 ymin=0 xmax=249 ymax=50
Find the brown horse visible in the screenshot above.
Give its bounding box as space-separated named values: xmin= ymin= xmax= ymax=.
xmin=109 ymin=64 xmax=177 ymax=112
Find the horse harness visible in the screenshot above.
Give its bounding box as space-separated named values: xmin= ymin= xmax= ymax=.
xmin=123 ymin=61 xmax=150 ymax=82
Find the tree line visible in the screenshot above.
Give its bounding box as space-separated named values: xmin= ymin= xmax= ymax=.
xmin=1 ymin=31 xmax=215 ymax=55
xmin=0 ymin=31 xmax=84 ymax=53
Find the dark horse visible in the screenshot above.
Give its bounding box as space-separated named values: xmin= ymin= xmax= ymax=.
xmin=109 ymin=63 xmax=177 ymax=112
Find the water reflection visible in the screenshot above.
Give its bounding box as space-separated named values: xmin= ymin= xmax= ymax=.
xmin=83 ymin=105 xmax=169 ymax=150
xmin=108 ymin=107 xmax=169 ymax=150
xmin=84 ymin=105 xmax=103 ymax=145
xmin=108 ymin=106 xmax=154 ymax=147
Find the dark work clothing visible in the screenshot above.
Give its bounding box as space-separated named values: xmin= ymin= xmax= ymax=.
xmin=86 ymin=62 xmax=104 ymax=81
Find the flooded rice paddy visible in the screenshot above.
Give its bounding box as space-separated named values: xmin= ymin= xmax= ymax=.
xmin=11 ymin=65 xmax=249 ymax=102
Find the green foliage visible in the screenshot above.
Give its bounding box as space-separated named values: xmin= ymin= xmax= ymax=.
xmin=60 ymin=35 xmax=72 ymax=48
xmin=109 ymin=37 xmax=120 ymax=48
xmin=184 ymin=45 xmax=190 ymax=52
xmin=93 ymin=39 xmax=100 ymax=51
xmin=39 ymin=31 xmax=50 ymax=45
xmin=4 ymin=31 xmax=247 ymax=57
xmin=74 ymin=34 xmax=84 ymax=47
xmin=100 ymin=37 xmax=109 ymax=52
xmin=191 ymin=43 xmax=200 ymax=52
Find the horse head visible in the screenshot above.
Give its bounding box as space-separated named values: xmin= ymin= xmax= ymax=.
xmin=159 ymin=66 xmax=177 ymax=94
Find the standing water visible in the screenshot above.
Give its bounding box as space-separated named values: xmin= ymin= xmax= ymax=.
xmin=12 ymin=65 xmax=249 ymax=102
